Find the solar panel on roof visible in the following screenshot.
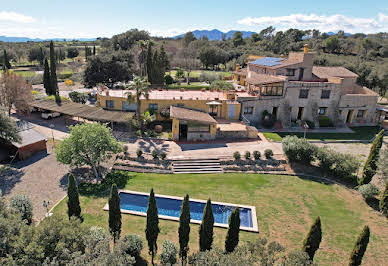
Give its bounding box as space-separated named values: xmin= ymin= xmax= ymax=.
xmin=250 ymin=57 xmax=284 ymax=67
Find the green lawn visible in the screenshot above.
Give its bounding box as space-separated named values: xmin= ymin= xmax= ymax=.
xmin=168 ymin=70 xmax=232 ymax=78
xmin=263 ymin=126 xmax=381 ymax=142
xmin=52 ymin=172 xmax=388 ymax=265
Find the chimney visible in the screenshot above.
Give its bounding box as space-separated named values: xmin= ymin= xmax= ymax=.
xmin=304 ymin=44 xmax=309 ymax=53
xmin=235 ymin=64 xmax=240 ymax=72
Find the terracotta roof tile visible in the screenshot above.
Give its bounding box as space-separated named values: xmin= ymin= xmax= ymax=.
xmin=170 ymin=106 xmax=217 ymax=124
xmin=312 ymin=66 xmax=358 ymax=79
xmin=246 ymin=73 xmax=286 ymax=85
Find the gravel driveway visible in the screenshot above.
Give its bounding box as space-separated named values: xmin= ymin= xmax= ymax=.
xmin=1 ymin=152 xmax=69 ymax=222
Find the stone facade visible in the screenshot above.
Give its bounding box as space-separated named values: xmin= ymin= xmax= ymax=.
xmin=239 ymin=50 xmax=379 ymax=127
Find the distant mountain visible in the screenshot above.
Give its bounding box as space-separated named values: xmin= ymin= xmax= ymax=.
xmin=326 ymin=32 xmax=352 ymax=36
xmin=0 ymin=36 xmax=96 ymax=42
xmin=173 ymin=29 xmax=257 ymax=41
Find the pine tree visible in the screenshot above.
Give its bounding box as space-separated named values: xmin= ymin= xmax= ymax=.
xmin=302 ymin=216 xmax=322 ymax=261
xmin=359 ymin=130 xmax=384 ymax=185
xmin=49 ymin=41 xmax=59 ymax=99
xmin=199 ymin=199 xmax=214 ymax=251
xmin=146 ymin=188 xmax=160 ymax=265
xmin=108 ymin=184 xmax=122 ymax=243
xmin=225 ymin=207 xmax=240 ymax=253
xmin=67 ymin=174 xmax=82 ymax=221
xmin=380 ymin=183 xmax=388 ymax=217
xmin=43 ymin=58 xmax=51 ymax=95
xmin=3 ymin=49 xmax=11 ymax=70
xmin=93 ymin=45 xmax=96 ymax=55
xmin=179 ymin=194 xmax=191 ymax=265
xmin=348 ymin=226 xmax=370 ymax=266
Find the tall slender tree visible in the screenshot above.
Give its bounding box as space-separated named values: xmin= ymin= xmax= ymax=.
xmin=348 ymin=226 xmax=370 ymax=266
xmin=93 ymin=45 xmax=96 ymax=56
xmin=380 ymin=183 xmax=388 ymax=217
xmin=179 ymin=194 xmax=191 ymax=265
xmin=225 ymin=207 xmax=240 ymax=253
xmin=199 ymin=199 xmax=214 ymax=251
xmin=43 ymin=58 xmax=51 ymax=95
xmin=302 ymin=216 xmax=322 ymax=261
xmin=67 ymin=174 xmax=82 ymax=221
xmin=39 ymin=47 xmax=44 ymax=66
xmin=359 ymin=130 xmax=384 ymax=185
xmin=3 ymin=50 xmax=11 ymax=70
xmin=146 ymin=42 xmax=154 ymax=83
xmin=146 ymin=188 xmax=160 ymax=266
xmin=85 ymin=45 xmax=88 ymax=60
xmin=108 ymin=184 xmax=122 ymax=243
xmin=49 ymin=41 xmax=59 ymax=100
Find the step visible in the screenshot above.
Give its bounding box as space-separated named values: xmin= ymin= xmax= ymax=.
xmin=173 ymin=165 xmax=222 ymax=170
xmin=172 ymin=161 xmax=221 ymax=166
xmin=172 ymin=159 xmax=220 ymax=163
xmin=174 ymin=169 xmax=223 ymax=174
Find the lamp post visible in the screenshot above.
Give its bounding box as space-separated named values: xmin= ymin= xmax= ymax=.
xmin=302 ymin=122 xmax=309 ymax=139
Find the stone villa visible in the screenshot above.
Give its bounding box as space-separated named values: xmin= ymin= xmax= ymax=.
xmin=234 ymin=45 xmax=379 ymax=127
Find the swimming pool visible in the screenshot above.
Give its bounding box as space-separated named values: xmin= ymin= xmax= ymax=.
xmin=103 ymin=190 xmax=258 ymax=232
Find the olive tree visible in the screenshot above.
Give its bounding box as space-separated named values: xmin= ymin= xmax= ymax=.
xmin=56 ymin=123 xmax=121 ymax=178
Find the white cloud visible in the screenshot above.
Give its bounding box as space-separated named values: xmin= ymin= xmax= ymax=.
xmin=237 ymin=13 xmax=388 ymax=33
xmin=0 ymin=11 xmax=35 ymax=23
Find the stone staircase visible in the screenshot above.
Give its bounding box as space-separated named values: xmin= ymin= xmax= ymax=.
xmin=172 ymin=158 xmax=223 ymax=174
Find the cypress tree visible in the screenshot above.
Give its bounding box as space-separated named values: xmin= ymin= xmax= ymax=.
xmin=380 ymin=183 xmax=388 ymax=217
xmin=302 ymin=216 xmax=322 ymax=261
xmin=146 ymin=188 xmax=160 ymax=265
xmin=3 ymin=49 xmax=11 ymax=70
xmin=49 ymin=41 xmax=58 ymax=98
xmin=199 ymin=199 xmax=214 ymax=251
xmin=146 ymin=43 xmax=153 ymax=83
xmin=93 ymin=45 xmax=96 ymax=55
xmin=39 ymin=47 xmax=44 ymax=66
xmin=359 ymin=130 xmax=384 ymax=185
xmin=43 ymin=58 xmax=51 ymax=95
xmin=179 ymin=194 xmax=191 ymax=265
xmin=67 ymin=174 xmax=82 ymax=221
xmin=225 ymin=207 xmax=240 ymax=253
xmin=108 ymin=184 xmax=122 ymax=243
xmin=349 ymin=226 xmax=370 ymax=266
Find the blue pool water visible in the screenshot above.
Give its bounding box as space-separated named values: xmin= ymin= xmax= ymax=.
xmin=119 ymin=192 xmax=254 ymax=228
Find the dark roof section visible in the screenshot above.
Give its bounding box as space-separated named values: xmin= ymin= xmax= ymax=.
xmin=170 ymin=106 xmax=217 ymax=124
xmin=312 ymin=66 xmax=359 ymax=79
xmin=30 ymin=100 xmax=132 ymax=123
xmin=250 ymin=57 xmax=284 ymax=67
xmin=12 ymin=128 xmax=47 ymax=148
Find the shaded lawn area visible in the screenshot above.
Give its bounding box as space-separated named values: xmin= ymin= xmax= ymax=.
xmin=52 ymin=172 xmax=388 ymax=265
xmin=263 ymin=126 xmax=381 ymax=142
xmin=168 ymin=70 xmax=232 ymax=78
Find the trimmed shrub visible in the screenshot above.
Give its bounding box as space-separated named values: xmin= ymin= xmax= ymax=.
xmin=119 ymin=234 xmax=144 ymax=258
xmin=160 ymin=152 xmax=167 ymax=160
xmin=9 ymin=194 xmax=33 ymax=225
xmin=164 ymin=74 xmax=174 ymax=85
xmin=154 ymin=124 xmax=163 ymax=133
xmin=349 ymin=226 xmax=370 ymax=266
xmin=358 ymin=184 xmax=379 ymax=200
xmin=253 ymin=151 xmax=261 ymax=160
xmin=160 ymin=240 xmax=178 ymax=265
xmin=380 ymin=183 xmax=388 ymax=217
xmin=264 ymin=149 xmax=273 ymax=159
xmin=151 ymin=149 xmax=159 ymax=159
xmin=69 ymin=91 xmax=87 ymax=104
xmin=136 ymin=149 xmax=143 ymax=158
xmin=244 ymin=151 xmax=251 ymax=160
xmin=233 ymin=151 xmax=241 ymax=161
xmin=359 ymin=130 xmax=384 ymax=185
xmin=302 ymin=216 xmax=322 ymax=261
xmin=282 ymin=136 xmax=318 ymax=164
xmin=318 ymin=116 xmax=333 ymax=127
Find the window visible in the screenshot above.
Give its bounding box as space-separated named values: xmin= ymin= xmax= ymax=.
xmin=209 ymin=105 xmax=218 ymax=115
xmin=148 ymin=103 xmax=158 ymax=111
xmin=244 ymin=106 xmax=253 ymax=115
xmin=357 ymin=110 xmax=366 ymax=118
xmin=286 ymin=68 xmax=296 ymax=76
xmin=106 ymin=100 xmax=114 ymax=109
xmin=177 ymin=103 xmax=184 ymax=107
xmin=299 ymin=89 xmax=309 ymax=99
xmin=260 ymin=86 xmax=283 ymax=96
xmin=122 ymin=101 xmax=130 ymax=110
xmin=237 ymin=76 xmax=240 ymax=82
xmin=318 ymin=107 xmax=327 ymax=116
xmin=321 ymin=90 xmax=331 ymax=99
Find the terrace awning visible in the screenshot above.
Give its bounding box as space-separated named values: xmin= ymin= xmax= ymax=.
xmin=30 ymin=100 xmax=133 ymax=123
xmin=206 ymin=101 xmax=222 ymax=105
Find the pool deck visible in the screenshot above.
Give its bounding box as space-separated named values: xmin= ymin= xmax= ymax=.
xmin=103 ymin=189 xmax=259 ymax=233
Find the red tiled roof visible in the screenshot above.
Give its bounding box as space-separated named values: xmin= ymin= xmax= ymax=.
xmin=246 ymin=73 xmax=286 ymax=85
xmin=170 ymin=106 xmax=217 ymax=124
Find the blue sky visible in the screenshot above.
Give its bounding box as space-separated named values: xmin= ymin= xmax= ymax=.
xmin=1 ymin=0 xmax=387 ymax=38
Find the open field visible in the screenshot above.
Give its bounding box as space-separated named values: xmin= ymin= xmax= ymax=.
xmin=263 ymin=126 xmax=381 ymax=142
xmin=52 ymin=172 xmax=388 ymax=265
xmin=168 ymin=70 xmax=232 ymax=78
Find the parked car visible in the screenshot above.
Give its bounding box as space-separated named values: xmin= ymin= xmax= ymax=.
xmin=41 ymin=111 xmax=61 ymax=119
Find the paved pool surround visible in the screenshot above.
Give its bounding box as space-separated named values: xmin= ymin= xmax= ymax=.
xmin=103 ymin=190 xmax=258 ymax=233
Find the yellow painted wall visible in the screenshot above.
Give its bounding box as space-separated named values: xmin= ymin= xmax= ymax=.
xmin=97 ymin=94 xmax=241 ymax=120
xmin=233 ymin=74 xmax=246 ymax=86
xmin=172 ymin=118 xmax=179 ymax=140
